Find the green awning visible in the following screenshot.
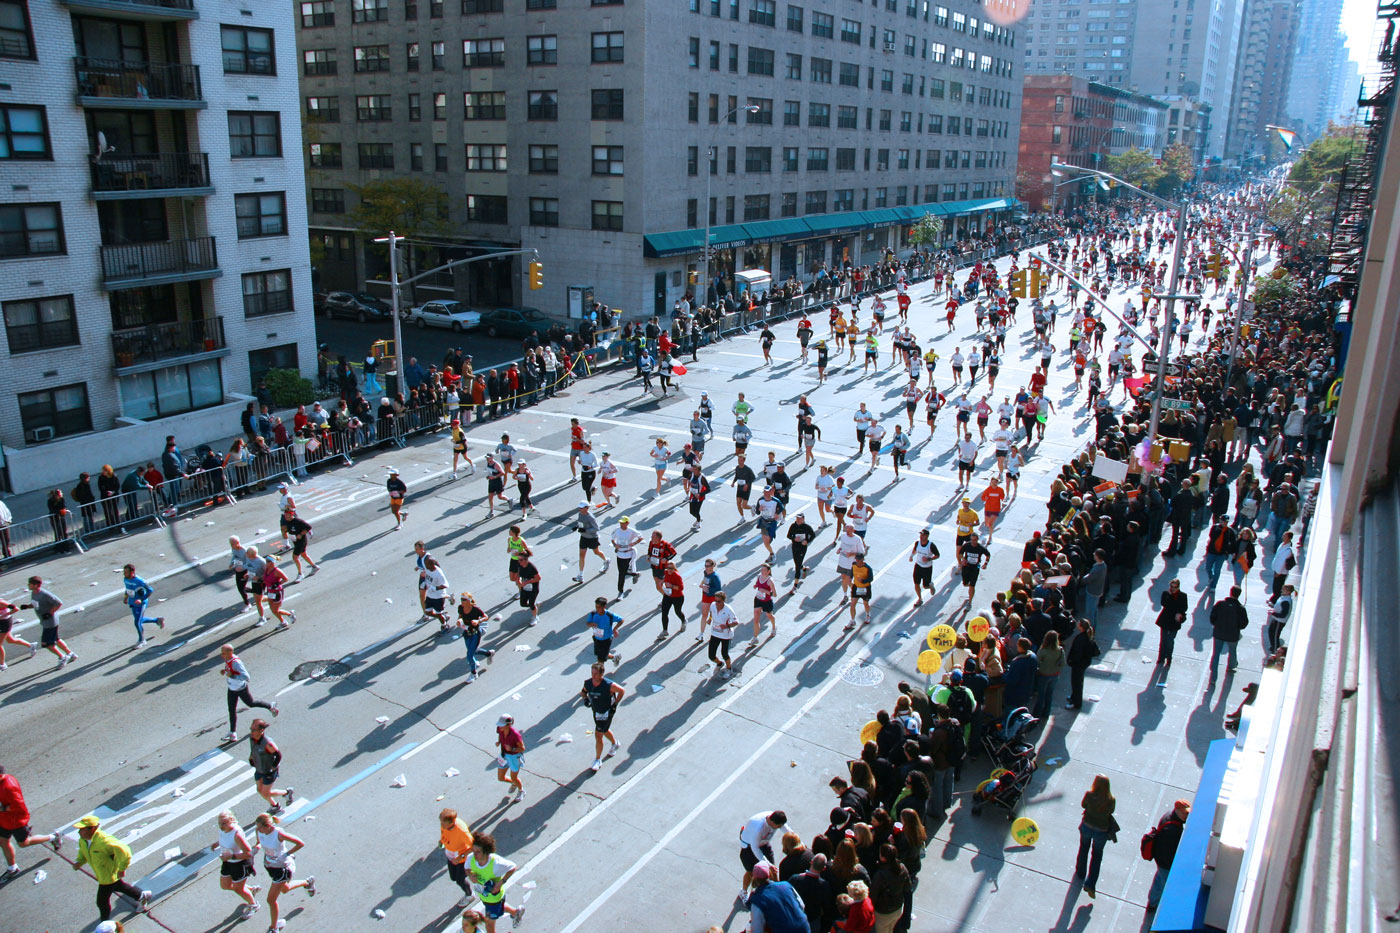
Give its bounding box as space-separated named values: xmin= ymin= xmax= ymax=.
xmin=742 ymin=218 xmax=811 ymax=244
xmin=939 ymin=197 xmax=1018 ymax=217
xmin=801 ymin=212 xmax=871 ymax=236
xmin=642 ymin=230 xmax=704 ymax=258
xmin=857 ymin=208 xmax=904 ymax=227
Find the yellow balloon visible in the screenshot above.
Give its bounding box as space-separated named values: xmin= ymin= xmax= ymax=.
xmin=966 ymin=616 xmax=992 ymax=642
xmin=975 ymin=778 xmax=997 ymax=796
xmin=916 ymin=649 xmax=943 ymax=675
xmin=926 ymin=624 xmax=957 ymax=652
xmin=860 ymin=720 xmax=881 ymax=745
xmin=1011 ymin=817 xmax=1040 ymax=846
xmin=990 ymin=768 xmax=1011 ymax=780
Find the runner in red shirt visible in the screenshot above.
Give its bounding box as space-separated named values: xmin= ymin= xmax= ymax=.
xmin=0 ymin=768 xmax=62 ymax=874
xmin=981 ymin=477 xmax=1007 ymax=533
xmin=569 ymin=418 xmax=586 ymax=479
xmin=646 ymin=531 xmax=676 ymax=594
xmin=1028 ymin=368 xmax=1048 ymax=397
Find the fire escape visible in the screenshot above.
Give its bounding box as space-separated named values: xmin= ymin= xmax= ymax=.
xmin=1326 ymin=2 xmax=1398 ymax=300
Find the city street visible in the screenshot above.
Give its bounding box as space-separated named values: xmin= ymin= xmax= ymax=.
xmin=314 ymin=313 xmax=530 ymax=377
xmin=0 ymin=246 xmax=1271 ymax=933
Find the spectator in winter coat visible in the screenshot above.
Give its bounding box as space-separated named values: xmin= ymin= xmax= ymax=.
xmin=1146 ymin=800 xmax=1191 ymax=911
xmin=1208 ymin=586 xmax=1249 ymax=682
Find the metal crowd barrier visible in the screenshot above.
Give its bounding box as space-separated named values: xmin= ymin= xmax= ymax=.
xmin=0 ymin=512 xmax=86 ymax=563
xmin=225 ymin=446 xmax=303 ymax=496
xmin=75 ymin=488 xmax=167 ymax=545
xmin=153 ymin=464 xmax=236 ymax=516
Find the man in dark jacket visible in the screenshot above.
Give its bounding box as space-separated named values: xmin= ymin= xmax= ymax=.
xmin=1165 ymin=479 xmax=1195 ymax=556
xmin=788 ymin=854 xmax=833 ymax=933
xmin=1203 ymin=517 xmax=1238 ymax=589
xmin=1208 ymin=585 xmax=1249 ymax=682
xmin=828 ymin=776 xmax=871 ymax=823
xmin=869 ymin=844 xmax=912 ymax=930
xmin=1114 ymin=521 xmax=1142 ymax=601
xmin=1147 ymin=800 xmax=1191 ymax=911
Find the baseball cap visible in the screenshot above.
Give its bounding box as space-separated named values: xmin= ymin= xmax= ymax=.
xmin=752 ymin=862 xmax=772 ymax=882
xmin=578 ymin=500 xmax=590 ymax=509
xmin=96 ymin=924 xmax=120 ymax=933
xmin=496 ymin=714 xmax=514 ymax=728
xmin=387 ymin=466 xmax=399 ymax=474
xmin=277 ymin=482 xmax=288 ymax=490
xmin=619 ymin=515 xmax=631 ymax=523
xmin=74 ymin=814 xmax=100 ymax=829
xmin=950 ymin=670 xmax=964 ymax=682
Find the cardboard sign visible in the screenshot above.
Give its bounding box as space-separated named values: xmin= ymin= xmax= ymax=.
xmin=916 ymin=649 xmax=943 ymax=675
xmin=1043 ymin=574 xmax=1071 ymax=588
xmin=926 ymin=624 xmax=957 ymax=652
xmin=1092 ymin=457 xmax=1129 ymax=484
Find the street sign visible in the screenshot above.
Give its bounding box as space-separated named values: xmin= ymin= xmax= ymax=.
xmin=1160 ymin=398 xmax=1193 ymax=411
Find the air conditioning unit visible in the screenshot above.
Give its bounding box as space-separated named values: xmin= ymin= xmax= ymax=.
xmin=27 ymin=426 xmax=54 ymax=443
xmin=883 ymin=41 xmax=896 ymax=52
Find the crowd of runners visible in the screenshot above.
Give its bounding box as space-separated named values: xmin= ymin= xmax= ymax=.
xmin=0 ymin=179 xmax=1340 ymax=932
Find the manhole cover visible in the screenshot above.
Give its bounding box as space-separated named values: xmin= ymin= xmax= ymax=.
xmin=840 ymin=660 xmax=885 ymax=687
xmin=289 ymin=660 xmax=352 ymax=683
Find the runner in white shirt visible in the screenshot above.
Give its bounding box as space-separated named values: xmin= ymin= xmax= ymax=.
xmin=610 ymin=517 xmax=643 ymax=596
xmin=997 ymin=398 xmax=1017 ymax=423
xmin=909 ymin=528 xmax=941 ymax=607
xmin=649 ymin=439 xmax=670 ymax=494
xmin=707 ymin=592 xmax=740 ymax=679
xmin=831 ymin=479 xmax=853 ymax=535
xmin=901 ymin=381 xmax=923 ymax=431
xmin=889 ymin=427 xmax=911 ymax=480
xmin=848 ymin=495 xmax=874 ymax=539
xmin=865 ymin=419 xmax=886 ymax=472
xmin=992 ymin=421 xmax=1015 ymax=474
xmin=1005 ymin=445 xmax=1024 ymax=498
xmin=813 ymin=465 xmax=836 ymax=525
xmin=853 ymin=405 xmax=874 ymax=456
xmin=834 ymin=527 xmax=867 ymax=601
xmin=950 ymin=349 xmax=965 ymax=384
xmin=956 ymin=432 xmax=980 ymax=487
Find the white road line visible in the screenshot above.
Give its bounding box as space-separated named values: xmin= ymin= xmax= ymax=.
xmin=554 ymin=549 xmax=910 ymax=933
xmin=402 ymin=665 xmax=553 ymax=761
xmin=128 ymin=784 xmax=264 ymax=865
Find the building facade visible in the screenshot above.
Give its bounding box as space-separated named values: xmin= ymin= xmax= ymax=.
xmin=1018 ymin=74 xmax=1165 ymax=211
xmin=1159 ymin=94 xmax=1212 ymax=165
xmin=1019 ymin=0 xmax=1139 ymax=87
xmin=296 ymin=0 xmax=1021 ymax=320
xmin=0 ymin=0 xmax=316 ymax=494
xmin=1225 ymin=0 xmax=1299 ymax=162
xmin=1287 ymin=0 xmax=1346 ymax=139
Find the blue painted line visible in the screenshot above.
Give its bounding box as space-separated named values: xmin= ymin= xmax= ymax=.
xmin=288 ymin=741 xmax=419 ymax=823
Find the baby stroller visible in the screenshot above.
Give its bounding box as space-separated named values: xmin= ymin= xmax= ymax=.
xmin=981 ymin=707 xmax=1039 ymax=770
xmin=971 ymin=745 xmax=1037 ymax=818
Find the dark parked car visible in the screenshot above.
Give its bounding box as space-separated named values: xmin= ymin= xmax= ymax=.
xmin=323 ymin=291 xmax=393 ymax=322
xmin=481 ymin=307 xmax=554 ymax=339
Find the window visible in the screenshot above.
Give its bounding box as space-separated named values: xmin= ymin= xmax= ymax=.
xmin=874 ymin=186 xmax=887 ymax=207
xmin=928 ymin=114 xmax=942 ymax=133
xmin=747 ymin=47 xmax=774 ymax=75
xmin=0 ymin=105 xmax=49 ymax=160
xmin=900 ymin=111 xmax=912 ymax=131
xmin=306 ymin=96 xmax=339 ymax=122
xmin=461 ymin=0 xmax=504 ymax=9
xmin=359 ymin=142 xmax=394 ymax=168
xmin=432 ymin=41 xmax=445 ymax=69
xmin=406 ymin=42 xmax=420 ymax=71
xmin=463 ymin=38 xmax=505 ymax=67
xmin=354 ymin=45 xmax=390 ymax=72
xmin=930 ymin=78 xmax=945 ymax=99
xmin=0 ymin=203 xmax=63 ymax=258
xmin=0 ymin=0 xmax=35 ymax=59
xmin=408 ymin=93 xmax=422 ymax=121
xmin=243 ymin=270 xmax=292 ymax=317
xmin=353 ymin=0 xmax=389 ymax=20
xmin=19 ymin=384 xmax=91 ymax=440
xmin=528 ymin=90 xmax=558 ymax=120
xmin=528 ymin=144 xmax=558 ymax=173
xmin=687 ymin=199 xmax=698 ymax=228
xmin=430 ymin=0 xmax=443 ymax=14
xmin=301 ymin=1 xmax=335 ymax=27
xmin=466 ymin=144 xmax=508 ymax=171
xmin=118 ymin=361 xmax=223 ymax=421
xmin=689 ymin=37 xmax=700 ymax=67
xmin=839 ymin=62 xmax=859 ymax=86
xmin=591 ymin=89 xmax=624 ymax=120
xmin=435 ymin=143 xmax=448 ymax=171
xmin=744 ymin=194 xmax=770 ymax=221
xmin=808 ymin=102 xmax=829 ymax=127
xmin=744 ymin=146 xmax=771 ymax=173
xmin=833 ymin=189 xmax=853 ymax=211
xmin=782 ymin=147 xmax=798 ymax=171
xmin=528 ymin=35 xmax=558 ymax=65
xmin=591 ymin=200 xmax=623 ymax=231
xmin=879 ymin=110 xmax=891 ymax=130
xmin=593 ymin=0 xmax=623 ymax=5
xmin=687 ymin=146 xmax=698 ymax=176
xmin=811 ymin=11 xmax=833 ymax=36
xmin=466 ymin=195 xmax=508 ymax=223
xmin=411 ymin=142 xmax=424 ymax=170
xmin=786 ymin=53 xmax=802 ymax=79
xmin=709 ymin=40 xmax=721 ymax=69
xmin=227 ymin=112 xmax=280 ymax=158
xmin=221 ymin=26 xmax=274 ymax=75
xmin=835 ymin=147 xmax=855 ymax=170
xmin=406 ymin=0 xmax=418 ymax=18
xmin=464 ymin=92 xmax=506 ymax=119
xmin=303 ymin=49 xmax=337 ymax=75
xmin=837 ymin=105 xmax=857 ymax=128
xmin=783 ymin=100 xmax=800 ymax=126
xmin=433 ymin=92 xmax=447 ymax=119
xmin=749 ymin=0 xmax=776 ymax=25
xmin=880 ymin=70 xmax=893 ymax=92
xmin=876 ymin=148 xmax=889 ymax=169
xmin=592 ymin=145 xmax=624 ymax=175
xmin=309 ymin=142 xmax=342 ymax=167
xmin=840 ymin=18 xmax=861 ymax=42
xmin=810 ymin=58 xmax=831 ymax=83
xmin=529 ymin=198 xmax=559 ymax=226
xmin=356 ymin=94 xmax=392 ymax=121
xmin=747 ymin=98 xmax=772 ymax=124
xmin=897 ymin=148 xmax=909 ymax=168
xmin=805 ymin=190 xmax=826 ymax=214
xmin=235 ymin=193 xmax=287 ymax=238
xmin=806 ymin=147 xmax=828 ymax=170
xmin=4 ymin=295 xmax=76 ymax=353
xmin=781 ymin=192 xmax=796 ymax=216
xmin=592 ymin=32 xmax=624 ymax=63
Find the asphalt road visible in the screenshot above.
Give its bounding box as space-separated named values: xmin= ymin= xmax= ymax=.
xmin=314 ymin=313 xmax=532 ymax=376
xmin=1 ymin=237 xmax=1275 ymax=933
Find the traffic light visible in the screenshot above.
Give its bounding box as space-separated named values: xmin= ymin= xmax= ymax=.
xmin=1030 ymin=268 xmax=1046 ymax=298
xmin=1010 ymin=269 xmax=1028 ymax=299
xmin=528 ymin=259 xmax=544 ymax=290
xmin=1206 ymin=253 xmax=1224 ymax=281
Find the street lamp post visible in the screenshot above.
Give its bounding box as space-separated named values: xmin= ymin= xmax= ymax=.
xmin=702 ymin=105 xmax=760 ymax=311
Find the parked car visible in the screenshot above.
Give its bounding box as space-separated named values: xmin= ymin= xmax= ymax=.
xmin=407 ymin=300 xmax=482 ymax=331
xmin=481 ymin=306 xmax=554 ymax=339
xmin=323 ymin=291 xmax=393 ymax=322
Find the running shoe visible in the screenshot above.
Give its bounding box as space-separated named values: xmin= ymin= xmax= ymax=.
xmin=56 ymin=656 xmax=69 ymax=668
xmin=678 ymin=621 xmax=687 ymax=631
xmin=305 ymin=876 xmax=316 ymax=897
xmin=278 ymin=620 xmax=290 ymax=629
xmin=608 ymin=742 xmax=620 ymax=757
xmin=284 ymin=787 xmax=295 ymax=806
xmin=590 ymin=758 xmax=602 ymax=771
xmin=3 ymin=866 xmax=20 ymax=878
xmin=694 ymin=633 xmax=704 ymax=643
xmin=155 ymin=618 xmax=166 ymax=630
xmin=747 ymin=639 xmax=759 ymax=648
xmin=514 ymin=905 xmax=526 ymax=926
xmin=50 ymin=835 xmax=62 ymax=852
xmin=139 ymin=890 xmax=153 ymax=910
xmin=287 ymin=610 xmax=297 ymax=624
xmin=466 ymin=673 xmax=478 ymax=684
xmin=654 ymin=632 xmax=667 ymax=642
xmin=67 ymin=652 xmax=77 ymax=662
xmin=135 ymin=640 xmax=147 ymax=648
xmin=572 ymin=574 xmax=584 ymax=583
xmin=721 ymin=668 xmax=734 ymax=679
xmin=513 ymin=787 xmax=526 ymax=802
xmin=254 ymin=617 xmax=267 ymax=627
xmin=611 ymin=653 xmax=622 ymax=667
xmin=243 ymin=900 xmax=260 ymax=918
xmin=458 ymin=894 xmax=472 ymax=907
xmin=223 ymin=731 xmax=239 ymax=743
xmin=271 ymin=703 xmax=280 ymax=717
xmin=601 ymin=559 xmax=610 ymax=574
xmin=28 ymin=644 xmax=36 ymax=659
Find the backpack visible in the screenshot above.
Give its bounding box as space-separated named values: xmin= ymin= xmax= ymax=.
xmin=1140 ymin=827 xmax=1157 ymax=861
xmin=946 ymin=685 xmax=975 ymax=724
xmin=939 ymin=721 xmax=967 ymax=765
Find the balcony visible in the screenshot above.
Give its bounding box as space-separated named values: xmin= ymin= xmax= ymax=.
xmin=100 ymin=236 xmax=220 ymax=289
xmin=74 ymin=57 xmax=205 ymax=109
xmin=62 ymin=0 xmax=197 ymax=21
xmin=111 ymin=317 xmax=226 ymax=371
xmin=91 ymin=152 xmax=212 ymax=200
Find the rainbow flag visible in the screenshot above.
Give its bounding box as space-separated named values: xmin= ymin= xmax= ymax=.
xmin=1274 ymin=127 xmax=1298 ymax=151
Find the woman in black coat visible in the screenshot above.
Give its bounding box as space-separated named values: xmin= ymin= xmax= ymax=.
xmin=1155 ymin=578 xmax=1188 ymax=666
xmin=1065 ymin=619 xmax=1101 ymax=709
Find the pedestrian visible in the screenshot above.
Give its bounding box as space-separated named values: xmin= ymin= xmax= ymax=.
xmin=465 ymin=832 xmax=526 ymax=931
xmin=438 ymin=808 xmax=476 ymax=906
xmin=738 ymin=810 xmax=788 ymax=904
xmin=870 ymin=843 xmax=911 ymax=933
xmin=0 ymin=596 xmax=35 ymax=671
xmin=747 ymin=861 xmax=811 ymax=933
xmin=387 ymin=466 xmax=409 ymax=529
xmin=0 ymin=766 xmax=62 ymax=876
xmin=72 ymin=814 xmax=151 ymax=922
xmin=247 ymin=718 xmax=294 ymax=812
xmin=1155 ymin=578 xmax=1187 ymax=666
xmin=572 ymin=501 xmax=609 ymax=582
xmin=494 ymin=713 xmax=527 ymax=802
xmin=456 ymin=592 xmax=494 ymax=684
xmin=1144 ymin=800 xmax=1190 ymax=912
xmin=1208 ymin=585 xmax=1249 ymax=683
xmin=19 ymin=575 xmax=75 ymax=667
xmin=580 ymin=661 xmax=625 ymax=771
xmin=610 ymin=515 xmax=643 ymax=597
xmin=1267 ymin=583 xmax=1294 ymax=654
xmin=121 ymin=564 xmax=166 ymax=648
xmin=585 ymin=597 xmax=623 ymax=668
xmin=1064 ymin=620 xmax=1100 ymax=710
xmin=1075 ymin=774 xmax=1117 ymax=899
xmin=1034 ymin=630 xmax=1065 ymax=720
xmin=210 ymin=810 xmax=261 ymax=917
xmin=261 ymin=554 xmax=296 ymax=628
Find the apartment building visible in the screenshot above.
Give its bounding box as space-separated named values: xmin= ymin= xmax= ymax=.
xmin=1224 ymin=0 xmax=1298 ymax=162
xmin=297 ymin=0 xmax=1021 ymax=320
xmin=0 ymin=0 xmax=315 ymax=494
xmin=1020 ymin=0 xmax=1139 ymax=87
